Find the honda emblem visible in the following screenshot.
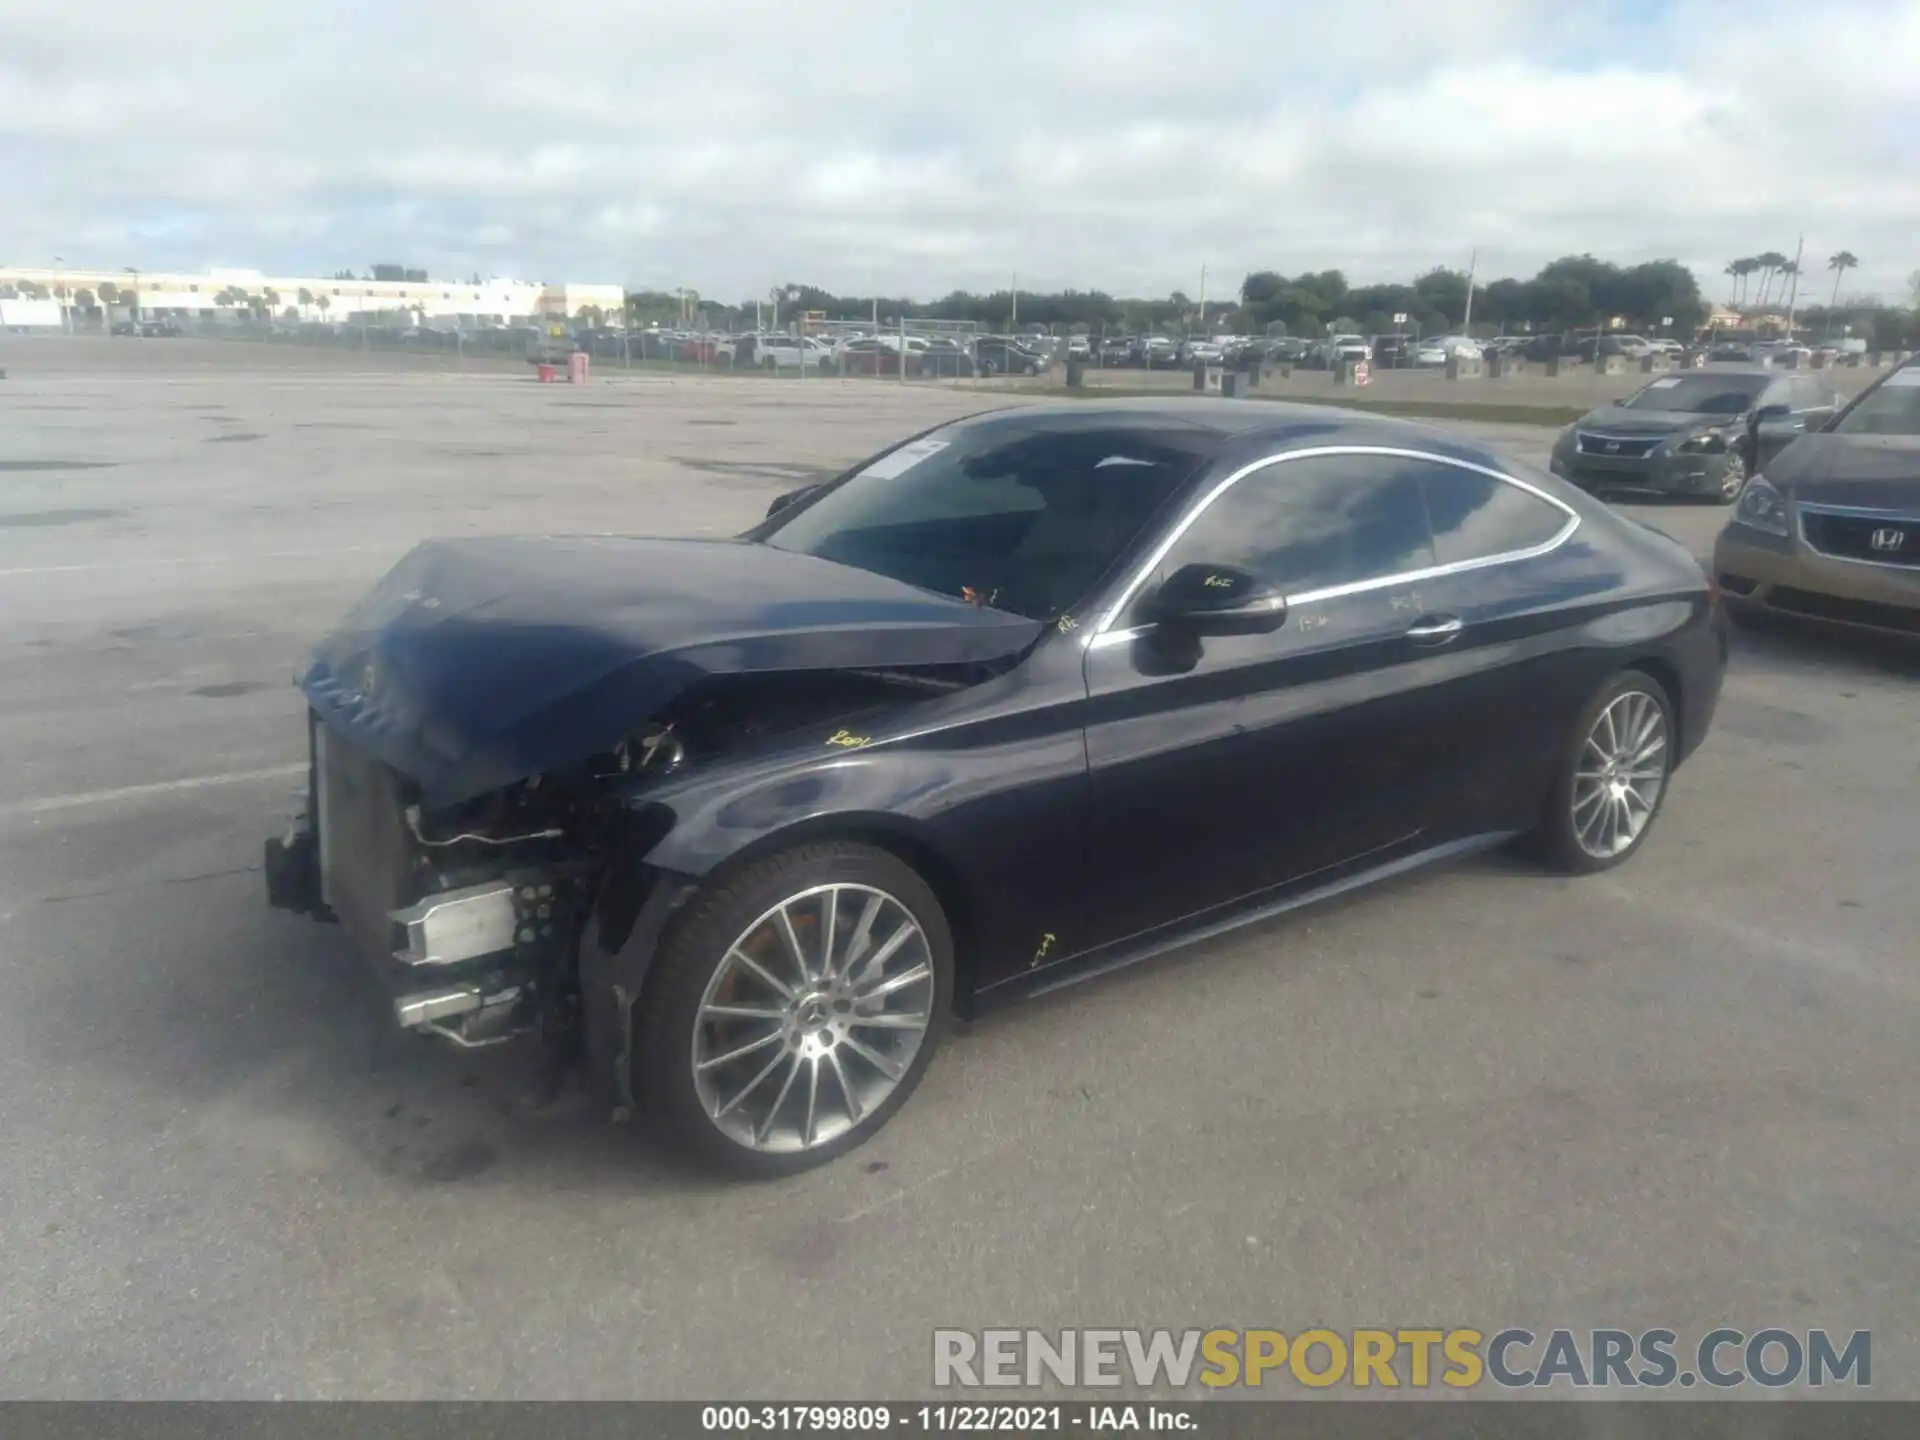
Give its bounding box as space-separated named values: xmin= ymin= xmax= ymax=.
xmin=1869 ymin=528 xmax=1906 ymax=552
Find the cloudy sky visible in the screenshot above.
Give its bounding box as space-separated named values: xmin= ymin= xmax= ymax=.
xmin=3 ymin=0 xmax=1914 ymax=304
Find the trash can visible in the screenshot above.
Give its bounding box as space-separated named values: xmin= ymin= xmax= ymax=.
xmin=1065 ymin=358 xmax=1086 ymax=388
xmin=1486 ymin=351 xmax=1506 ymax=378
xmin=1221 ymin=371 xmax=1249 ymax=399
xmin=1545 ymin=356 xmax=1562 ymax=378
xmin=568 ymin=352 xmax=590 ymax=383
xmin=537 ymin=363 xmax=558 ymax=383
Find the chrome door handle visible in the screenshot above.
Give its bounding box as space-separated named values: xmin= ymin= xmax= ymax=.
xmin=1405 ymin=615 xmax=1464 ymax=644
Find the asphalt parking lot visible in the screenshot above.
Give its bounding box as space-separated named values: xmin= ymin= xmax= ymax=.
xmin=3 ymin=341 xmax=1917 ymax=1399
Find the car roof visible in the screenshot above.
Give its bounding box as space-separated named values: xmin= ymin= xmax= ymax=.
xmin=942 ymin=396 xmax=1529 ymax=462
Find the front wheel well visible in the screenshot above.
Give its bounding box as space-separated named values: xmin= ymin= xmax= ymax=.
xmin=686 ymin=817 xmax=982 ymax=1013
xmin=1625 ymin=655 xmax=1684 ymax=759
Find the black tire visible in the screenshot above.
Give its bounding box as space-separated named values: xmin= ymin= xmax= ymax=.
xmin=633 ymin=840 xmax=954 ymax=1178
xmin=1528 ymin=668 xmax=1677 ymax=876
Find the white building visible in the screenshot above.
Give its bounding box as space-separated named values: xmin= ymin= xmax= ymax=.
xmin=0 ymin=265 xmax=628 ymax=327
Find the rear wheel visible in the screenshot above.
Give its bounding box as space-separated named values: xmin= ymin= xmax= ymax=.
xmin=634 ymin=842 xmax=952 ymax=1176
xmin=1530 ymin=670 xmax=1676 ymax=875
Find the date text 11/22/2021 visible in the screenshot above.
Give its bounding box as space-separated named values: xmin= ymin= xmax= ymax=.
xmin=700 ymin=1405 xmax=1196 ymax=1432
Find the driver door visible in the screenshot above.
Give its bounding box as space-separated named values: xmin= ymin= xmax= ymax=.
xmin=1074 ymin=452 xmax=1453 ymax=954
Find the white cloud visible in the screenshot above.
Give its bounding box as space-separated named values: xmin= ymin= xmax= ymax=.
xmin=0 ymin=0 xmax=1912 ymax=303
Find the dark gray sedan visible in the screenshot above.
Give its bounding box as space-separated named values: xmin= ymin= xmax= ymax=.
xmin=1550 ymin=370 xmax=1843 ymax=503
xmin=1713 ymin=361 xmax=1920 ymax=638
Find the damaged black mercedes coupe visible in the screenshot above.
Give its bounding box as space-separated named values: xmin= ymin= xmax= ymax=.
xmin=266 ymin=398 xmax=1726 ymax=1174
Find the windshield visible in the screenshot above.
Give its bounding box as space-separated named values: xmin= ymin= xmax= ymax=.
xmin=755 ymin=417 xmax=1214 ymax=621
xmin=1622 ymin=375 xmax=1768 ymax=414
xmin=1830 ymin=370 xmax=1920 ymax=436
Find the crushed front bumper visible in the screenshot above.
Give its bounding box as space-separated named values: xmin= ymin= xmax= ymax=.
xmin=264 ymin=715 xmax=583 ymax=1048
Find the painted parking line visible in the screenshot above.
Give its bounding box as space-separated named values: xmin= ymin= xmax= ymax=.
xmin=0 ymin=763 xmax=307 ymax=818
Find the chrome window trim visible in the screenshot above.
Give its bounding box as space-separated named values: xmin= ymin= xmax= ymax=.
xmin=1796 ymin=502 xmax=1920 ymax=570
xmin=1087 ymin=444 xmax=1582 ymax=647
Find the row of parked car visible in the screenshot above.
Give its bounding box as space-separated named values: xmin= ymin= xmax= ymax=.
xmin=562 ymin=327 xmax=1064 ymax=378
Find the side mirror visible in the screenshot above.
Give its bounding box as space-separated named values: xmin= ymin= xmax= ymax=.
xmin=1611 ymin=397 xmax=1625 ymax=406
xmin=1752 ymin=403 xmax=1791 ymax=425
xmin=1140 ymin=562 xmax=1287 ymax=637
xmin=765 ymin=483 xmax=823 ymax=519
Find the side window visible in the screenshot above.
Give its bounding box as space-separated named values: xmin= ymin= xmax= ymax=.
xmin=1421 ymin=462 xmax=1571 ymax=566
xmin=1151 ymin=455 xmax=1435 ymax=601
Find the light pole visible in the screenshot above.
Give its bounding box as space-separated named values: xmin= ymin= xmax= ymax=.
xmin=54 ymin=256 xmax=69 ymax=333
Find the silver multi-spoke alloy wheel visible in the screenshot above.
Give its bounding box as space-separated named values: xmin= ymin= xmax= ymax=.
xmin=1571 ymin=690 xmax=1669 ymax=860
xmin=1717 ymin=447 xmax=1749 ymax=501
xmin=691 ymin=884 xmax=935 ymax=1155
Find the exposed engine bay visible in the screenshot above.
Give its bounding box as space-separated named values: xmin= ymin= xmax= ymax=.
xmin=265 ymin=664 xmax=998 ymax=1065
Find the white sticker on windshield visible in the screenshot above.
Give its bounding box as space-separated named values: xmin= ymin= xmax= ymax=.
xmin=860 ymin=438 xmax=949 ymax=479
xmin=1647 ymin=377 xmax=1684 ymax=388
xmin=1884 ymin=367 xmax=1920 ymax=387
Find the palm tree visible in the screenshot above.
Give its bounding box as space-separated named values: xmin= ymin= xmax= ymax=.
xmin=1827 ymin=251 xmax=1859 ymax=312
xmin=315 ymin=294 xmax=331 ymax=318
xmin=297 ymin=286 xmax=315 ymax=319
xmin=1752 ymin=251 xmax=1790 ymax=308
xmin=1725 ymin=261 xmax=1743 ymax=305
xmin=1731 ymin=257 xmax=1763 ymax=307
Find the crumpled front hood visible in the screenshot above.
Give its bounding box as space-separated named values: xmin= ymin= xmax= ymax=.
xmin=301 ymin=535 xmax=1044 ymax=808
xmin=1767 ymin=433 xmax=1920 ymax=509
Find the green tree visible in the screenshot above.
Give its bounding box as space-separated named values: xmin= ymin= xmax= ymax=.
xmin=1825 ymin=251 xmax=1858 ymax=314
xmin=1750 ymin=250 xmax=1789 ymax=307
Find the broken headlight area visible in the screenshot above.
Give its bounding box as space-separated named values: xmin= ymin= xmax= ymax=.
xmin=266 ymin=715 xmax=625 ymax=1051
xmin=266 ymin=665 xmax=990 ymax=1055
